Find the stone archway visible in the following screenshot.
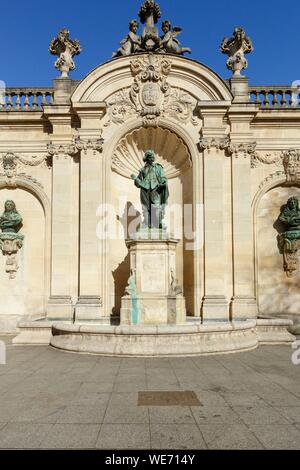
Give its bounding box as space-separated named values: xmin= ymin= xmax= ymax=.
xmin=108 ymin=125 xmax=195 ymax=317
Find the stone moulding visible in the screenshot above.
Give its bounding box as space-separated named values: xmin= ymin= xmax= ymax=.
xmin=50 ymin=320 xmax=259 ymax=357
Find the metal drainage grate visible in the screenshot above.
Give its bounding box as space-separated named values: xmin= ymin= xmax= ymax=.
xmin=138 ymin=391 xmax=202 ymax=406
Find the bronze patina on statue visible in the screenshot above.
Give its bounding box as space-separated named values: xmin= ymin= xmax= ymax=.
xmin=0 ymin=200 xmax=24 ymax=279
xmin=278 ymin=197 xmax=300 ymax=277
xmin=113 ymin=0 xmax=191 ymax=57
xmin=131 ymin=150 xmax=169 ymax=233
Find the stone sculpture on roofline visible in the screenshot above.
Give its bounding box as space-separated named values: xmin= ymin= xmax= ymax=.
xmin=112 ymin=0 xmax=191 ymax=57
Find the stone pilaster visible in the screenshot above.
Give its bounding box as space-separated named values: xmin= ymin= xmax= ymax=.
xmin=44 ymin=106 xmax=78 ymax=320
xmin=228 ymin=142 xmax=257 ymax=318
xmin=228 ymin=104 xmax=258 ymax=319
xmin=46 ymin=142 xmax=77 ymax=319
xmin=199 ymin=103 xmax=230 ymax=321
xmin=76 ymin=138 xmax=104 ymax=320
xmin=73 ymin=103 xmax=106 ymax=321
xmin=200 ymin=138 xmax=229 ymax=320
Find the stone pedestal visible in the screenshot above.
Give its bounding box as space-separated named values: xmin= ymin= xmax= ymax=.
xmin=121 ymin=231 xmax=186 ymax=325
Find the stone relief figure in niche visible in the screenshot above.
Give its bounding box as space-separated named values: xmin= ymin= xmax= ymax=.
xmin=131 ymin=150 xmax=169 ymax=230
xmin=278 ymin=197 xmax=300 ymax=277
xmin=159 ymin=20 xmax=191 ymax=55
xmin=113 ymin=20 xmax=142 ymax=57
xmin=0 ymin=200 xmax=24 ymax=279
xmin=220 ymin=27 xmax=253 ymax=76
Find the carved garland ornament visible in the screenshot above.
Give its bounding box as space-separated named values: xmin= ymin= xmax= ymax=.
xmin=106 ymin=54 xmax=197 ymax=127
xmin=0 ymin=153 xmax=45 ymax=187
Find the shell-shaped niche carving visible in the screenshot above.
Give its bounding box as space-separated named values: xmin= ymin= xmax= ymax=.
xmin=112 ymin=127 xmax=191 ymax=179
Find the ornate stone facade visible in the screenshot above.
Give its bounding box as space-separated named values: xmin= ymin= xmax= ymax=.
xmin=0 ymin=0 xmax=299 ymax=349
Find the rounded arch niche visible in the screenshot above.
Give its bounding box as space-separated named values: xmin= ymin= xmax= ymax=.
xmin=0 ymin=180 xmax=50 ymax=331
xmin=255 ymin=182 xmax=300 ymax=319
xmin=109 ymin=125 xmax=195 ymax=318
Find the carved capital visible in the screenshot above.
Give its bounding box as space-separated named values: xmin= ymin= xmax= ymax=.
xmin=227 ymin=141 xmax=257 ymax=158
xmin=198 ymin=137 xmax=230 ymax=152
xmin=47 ymin=141 xmax=78 ymax=159
xmin=73 ymin=136 xmax=104 ymax=155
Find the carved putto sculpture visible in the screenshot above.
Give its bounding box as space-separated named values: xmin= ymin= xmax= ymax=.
xmin=159 ymin=21 xmax=191 ymax=55
xmin=0 ymin=200 xmax=24 ymax=279
xmin=220 ymin=27 xmax=253 ymax=76
xmin=112 ymin=0 xmax=191 ymax=57
xmin=278 ymin=197 xmax=300 ymax=277
xmin=49 ymin=28 xmax=81 ymax=78
xmin=113 ymin=20 xmax=142 ymax=57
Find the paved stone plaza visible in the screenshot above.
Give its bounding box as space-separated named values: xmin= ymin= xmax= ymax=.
xmin=0 ymin=337 xmax=300 ymax=450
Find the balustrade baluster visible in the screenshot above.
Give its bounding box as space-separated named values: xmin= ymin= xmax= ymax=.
xmin=32 ymin=93 xmax=38 ymax=109
xmin=262 ymin=91 xmax=270 ymax=107
xmin=281 ymin=91 xmax=287 ymax=107
xmin=24 ymin=94 xmax=29 ymax=110
xmin=6 ymin=93 xmax=12 ymax=110
xmin=15 ymin=93 xmax=21 ymax=110
xmin=272 ymin=90 xmax=278 ymax=107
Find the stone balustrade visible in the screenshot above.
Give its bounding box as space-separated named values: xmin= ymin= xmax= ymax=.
xmin=249 ymin=86 xmax=300 ymax=108
xmin=0 ymin=88 xmax=54 ymax=110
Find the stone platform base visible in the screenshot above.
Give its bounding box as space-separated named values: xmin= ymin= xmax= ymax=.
xmin=50 ymin=320 xmax=259 ymax=357
xmin=256 ymin=318 xmax=295 ymax=344
xmin=12 ymin=320 xmax=55 ymax=345
xmin=12 ymin=317 xmax=295 ymax=355
xmin=12 ymin=318 xmax=112 ymax=345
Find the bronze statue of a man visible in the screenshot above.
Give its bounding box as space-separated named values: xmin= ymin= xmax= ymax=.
xmin=131 ymin=150 xmax=169 ymax=229
xmin=279 ymin=196 xmax=300 ymax=240
xmin=0 ymin=200 xmax=23 ymax=233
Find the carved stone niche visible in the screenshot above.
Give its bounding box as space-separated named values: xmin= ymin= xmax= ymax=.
xmin=112 ymin=127 xmax=191 ymax=179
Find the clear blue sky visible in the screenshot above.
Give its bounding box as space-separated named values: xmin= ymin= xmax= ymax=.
xmin=1 ymin=0 xmax=299 ymax=87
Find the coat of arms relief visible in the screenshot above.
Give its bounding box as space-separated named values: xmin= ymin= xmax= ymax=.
xmin=105 ymin=54 xmax=198 ymax=127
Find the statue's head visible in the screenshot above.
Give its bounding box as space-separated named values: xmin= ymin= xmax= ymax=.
xmin=162 ymin=20 xmax=171 ymax=33
xmin=287 ymin=197 xmax=299 ymax=211
xmin=129 ymin=20 xmax=139 ymax=33
xmin=4 ymin=200 xmax=16 ymax=213
xmin=143 ymin=149 xmax=155 ymax=164
xmin=58 ymin=28 xmax=70 ymax=42
xmin=234 ymin=27 xmax=245 ymax=40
